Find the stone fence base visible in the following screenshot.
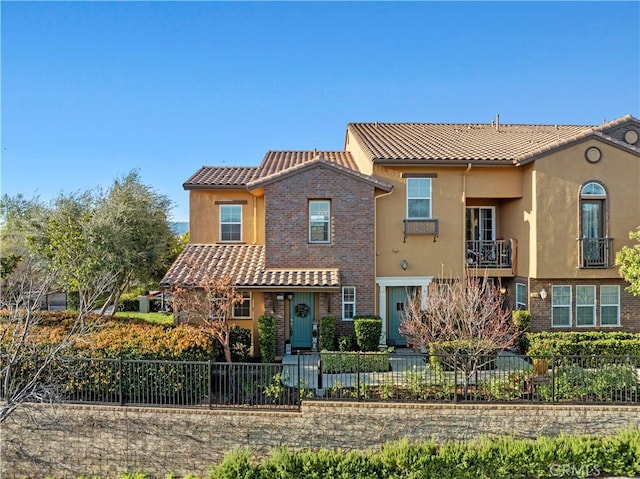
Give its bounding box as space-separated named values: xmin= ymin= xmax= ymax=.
xmin=2 ymin=401 xmax=639 ymax=478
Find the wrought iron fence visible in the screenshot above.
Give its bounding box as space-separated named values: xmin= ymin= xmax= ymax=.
xmin=3 ymin=352 xmax=639 ymax=409
xmin=297 ymin=351 xmax=640 ymax=404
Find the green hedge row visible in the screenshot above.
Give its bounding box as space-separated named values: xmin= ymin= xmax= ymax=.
xmin=209 ymin=429 xmax=640 ymax=479
xmin=320 ymin=351 xmax=390 ymax=374
xmin=527 ymin=331 xmax=640 ymax=359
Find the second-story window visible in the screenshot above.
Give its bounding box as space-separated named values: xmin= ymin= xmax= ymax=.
xmin=309 ymin=200 xmax=330 ymax=243
xmin=407 ymin=178 xmax=431 ymax=219
xmin=220 ymin=204 xmax=242 ymax=242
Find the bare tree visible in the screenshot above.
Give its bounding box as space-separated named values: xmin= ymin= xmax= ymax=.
xmin=171 ymin=273 xmax=243 ymax=363
xmin=0 ymin=253 xmax=111 ymax=423
xmin=399 ymin=274 xmax=517 ymax=396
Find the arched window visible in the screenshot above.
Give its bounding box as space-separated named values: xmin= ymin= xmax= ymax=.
xmin=579 ymin=181 xmax=609 ymax=268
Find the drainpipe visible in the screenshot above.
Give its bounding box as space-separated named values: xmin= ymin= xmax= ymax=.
xmin=374 ymin=186 xmax=394 ymax=345
xmin=462 ymin=164 xmax=472 ymax=274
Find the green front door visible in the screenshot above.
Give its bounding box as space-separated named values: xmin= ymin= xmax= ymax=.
xmin=290 ymin=292 xmax=314 ymax=348
xmin=387 ymin=287 xmax=410 ymax=346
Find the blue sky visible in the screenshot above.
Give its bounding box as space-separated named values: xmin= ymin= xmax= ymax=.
xmin=2 ymin=1 xmax=639 ymax=222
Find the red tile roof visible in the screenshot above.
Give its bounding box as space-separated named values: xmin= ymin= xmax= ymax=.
xmin=160 ymin=244 xmax=341 ymax=289
xmin=347 ymin=122 xmax=593 ymax=163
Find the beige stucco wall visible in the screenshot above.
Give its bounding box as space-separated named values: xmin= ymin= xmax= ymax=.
xmin=531 ymin=139 xmax=640 ymax=279
xmin=188 ymin=189 xmax=265 ymax=245
xmin=374 ymin=165 xmax=524 ymax=280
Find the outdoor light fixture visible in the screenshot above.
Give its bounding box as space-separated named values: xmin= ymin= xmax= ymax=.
xmin=499 ymin=287 xmax=508 ymax=295
xmin=400 ymin=259 xmax=408 ymax=270
xmin=286 ymin=293 xmax=293 ymax=300
xmin=539 ymin=289 xmax=548 ymax=300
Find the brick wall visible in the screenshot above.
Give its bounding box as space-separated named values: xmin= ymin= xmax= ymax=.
xmin=526 ymin=278 xmax=640 ymax=332
xmin=2 ymin=402 xmax=638 ymax=479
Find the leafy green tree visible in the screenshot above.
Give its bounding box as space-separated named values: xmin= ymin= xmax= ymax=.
xmin=616 ymin=227 xmax=640 ymax=296
xmin=92 ymin=171 xmax=175 ymax=314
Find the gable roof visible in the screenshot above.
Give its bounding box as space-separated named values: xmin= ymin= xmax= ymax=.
xmin=160 ymin=244 xmax=341 ymax=290
xmin=247 ymin=156 xmax=393 ymax=192
xmin=182 ymin=150 xmax=391 ymax=191
xmin=346 ymin=114 xmax=640 ymax=165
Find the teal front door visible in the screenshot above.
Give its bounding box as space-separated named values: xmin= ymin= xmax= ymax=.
xmin=387 ymin=287 xmax=410 ymax=346
xmin=290 ymin=292 xmax=314 ymax=348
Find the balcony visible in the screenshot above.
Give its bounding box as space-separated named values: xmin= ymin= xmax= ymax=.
xmin=466 ymin=239 xmax=513 ymax=271
xmin=403 ymin=219 xmax=439 ymax=242
xmin=578 ymin=237 xmax=614 ymax=268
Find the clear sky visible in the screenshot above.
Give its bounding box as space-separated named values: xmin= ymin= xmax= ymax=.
xmin=2 ymin=1 xmax=639 ymax=222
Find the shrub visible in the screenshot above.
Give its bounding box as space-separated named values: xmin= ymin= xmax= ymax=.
xmin=526 ymin=331 xmax=640 ymax=363
xmin=320 ymin=351 xmax=390 ymax=373
xmin=229 ymin=325 xmax=251 ymax=362
xmin=338 ymin=334 xmax=355 ymax=352
xmin=511 ymin=309 xmax=531 ymax=353
xmin=119 ymin=298 xmax=140 ymax=312
xmin=319 ymin=314 xmax=336 ymax=351
xmin=354 ymin=316 xmax=382 ymax=351
xmin=208 ymin=430 xmax=640 ymax=479
xmin=258 ymin=314 xmax=276 ymax=363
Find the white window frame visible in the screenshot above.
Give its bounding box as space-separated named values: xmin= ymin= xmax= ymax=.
xmin=406 ymin=178 xmax=432 ymax=219
xmin=575 ymin=285 xmax=596 ymax=327
xmin=232 ymin=292 xmax=251 ymax=319
xmin=219 ymin=204 xmax=242 ymax=242
xmin=551 ymin=285 xmax=572 ymax=328
xmin=600 ymin=285 xmax=620 ymax=327
xmin=515 ymin=283 xmax=527 ymax=310
xmin=309 ymin=200 xmax=331 ymax=243
xmin=342 ymin=286 xmax=356 ymax=321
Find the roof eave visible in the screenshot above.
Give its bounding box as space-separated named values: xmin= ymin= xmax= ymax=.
xmin=183 ymin=184 xmax=250 ymax=190
xmin=373 ymin=158 xmax=516 ymax=167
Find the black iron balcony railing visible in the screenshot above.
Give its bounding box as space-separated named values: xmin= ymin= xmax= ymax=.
xmin=466 ymin=240 xmax=512 ymax=268
xmin=578 ymin=237 xmax=614 ymax=268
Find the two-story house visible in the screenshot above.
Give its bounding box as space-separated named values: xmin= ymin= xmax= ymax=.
xmin=162 ymin=114 xmax=640 ymax=355
xmin=161 ymin=152 xmax=392 ymax=356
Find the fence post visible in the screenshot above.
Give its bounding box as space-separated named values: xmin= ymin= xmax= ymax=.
xmin=354 ymin=352 xmax=359 ymax=401
xmin=317 ymin=355 xmax=323 ymax=390
xmin=297 ymin=351 xmax=301 ymax=407
xmin=118 ymin=357 xmax=124 ymax=406
xmin=208 ymin=360 xmax=212 ymax=409
xmin=551 ymin=354 xmax=555 ymax=404
xmin=453 ymin=353 xmax=458 ymax=402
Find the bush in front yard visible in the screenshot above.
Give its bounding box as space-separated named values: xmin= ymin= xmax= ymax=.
xmin=354 ymin=316 xmax=382 ymax=351
xmin=320 ymin=351 xmax=390 ymax=373
xmin=258 ymin=314 xmax=276 ymax=363
xmin=319 ymin=314 xmax=337 ymax=351
xmin=526 ymin=331 xmax=640 ymax=362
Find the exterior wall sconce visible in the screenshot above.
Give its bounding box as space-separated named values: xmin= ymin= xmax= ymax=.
xmin=400 ymin=259 xmax=408 ymax=270
xmin=499 ymin=287 xmax=507 ymax=295
xmin=539 ymin=289 xmax=548 ymax=300
xmin=286 ymin=293 xmax=294 ymax=300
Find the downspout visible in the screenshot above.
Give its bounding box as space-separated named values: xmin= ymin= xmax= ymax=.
xmin=462 ymin=163 xmax=472 ymax=275
xmin=253 ymin=196 xmax=258 ymax=244
xmin=374 ymin=187 xmax=394 ymax=343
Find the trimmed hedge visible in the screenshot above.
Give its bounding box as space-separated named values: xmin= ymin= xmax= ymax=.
xmin=320 ymin=351 xmax=390 ymax=374
xmin=319 ymin=314 xmax=337 ymax=351
xmin=527 ymin=331 xmax=640 ymax=360
xmin=209 ymin=429 xmax=640 ymax=479
xmin=258 ymin=314 xmax=276 ymax=363
xmin=353 ymin=316 xmax=382 ymax=351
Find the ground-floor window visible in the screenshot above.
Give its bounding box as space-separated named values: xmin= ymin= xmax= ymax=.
xmin=600 ymin=285 xmax=620 ymax=326
xmin=576 ymin=285 xmax=596 ymax=327
xmin=552 ymin=285 xmax=572 ymax=327
xmin=515 ymin=283 xmax=527 ymax=310
xmin=233 ymin=292 xmax=251 ymax=318
xmin=550 ymin=284 xmax=621 ymax=328
xmin=342 ymin=286 xmax=356 ymax=320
